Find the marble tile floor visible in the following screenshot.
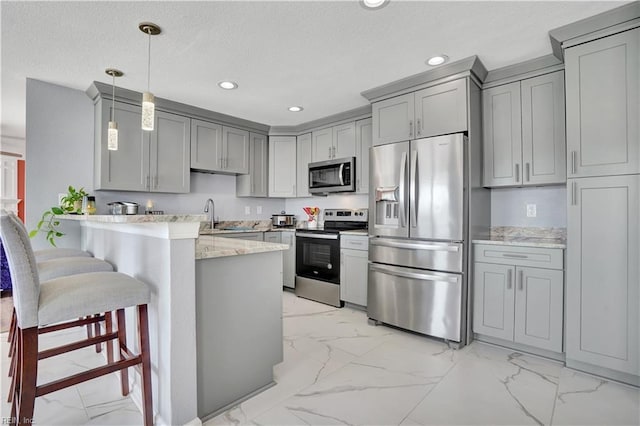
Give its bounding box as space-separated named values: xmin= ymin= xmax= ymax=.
xmin=2 ymin=291 xmax=639 ymax=425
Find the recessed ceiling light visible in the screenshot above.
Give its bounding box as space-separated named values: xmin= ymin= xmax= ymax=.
xmin=218 ymin=81 xmax=238 ymax=90
xmin=361 ymin=0 xmax=389 ymax=9
xmin=426 ymin=55 xmax=449 ymax=66
xmin=288 ymin=106 xmax=304 ymax=112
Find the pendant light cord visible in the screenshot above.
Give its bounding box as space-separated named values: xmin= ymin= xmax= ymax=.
xmin=111 ymin=73 xmax=116 ymax=121
xmin=147 ymin=30 xmax=151 ymax=92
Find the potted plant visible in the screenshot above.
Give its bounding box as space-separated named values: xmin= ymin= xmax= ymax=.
xmin=29 ymin=186 xmax=89 ymax=246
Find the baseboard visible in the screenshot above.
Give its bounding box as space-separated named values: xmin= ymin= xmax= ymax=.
xmin=474 ymin=333 xmax=565 ymax=362
xmin=199 ymin=380 xmax=277 ymax=423
xmin=565 ymin=358 xmax=640 ymax=387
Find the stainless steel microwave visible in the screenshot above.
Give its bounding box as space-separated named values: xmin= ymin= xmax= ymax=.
xmin=308 ymin=157 xmax=356 ymax=194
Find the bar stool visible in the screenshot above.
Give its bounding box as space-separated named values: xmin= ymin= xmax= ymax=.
xmin=34 ymin=247 xmax=92 ymax=262
xmin=1 ymin=212 xmax=154 ymax=425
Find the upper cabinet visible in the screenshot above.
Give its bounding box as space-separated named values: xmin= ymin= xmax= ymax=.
xmin=237 ymin=133 xmax=268 ymax=198
xmin=372 ymin=78 xmax=468 ymax=146
xmin=483 ymin=71 xmax=566 ymax=187
xmin=94 ymin=99 xmax=190 ymax=193
xmin=311 ymin=123 xmax=356 ymax=162
xmin=190 ymin=119 xmax=249 ymax=174
xmin=565 ymin=28 xmax=639 ymax=178
xmin=269 ymin=136 xmax=297 ymax=198
xmin=296 ymin=133 xmax=312 ymax=197
xmin=355 ymin=118 xmax=372 ymax=194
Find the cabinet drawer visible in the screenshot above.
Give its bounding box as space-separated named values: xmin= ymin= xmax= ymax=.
xmin=474 ymin=244 xmax=563 ymax=270
xmin=341 ymin=235 xmax=368 ymax=251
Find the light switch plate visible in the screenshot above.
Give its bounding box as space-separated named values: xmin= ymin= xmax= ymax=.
xmin=256 ymin=206 xmax=262 ymax=214
xmin=526 ymin=204 xmax=537 ymax=217
xmin=244 ymin=206 xmax=251 ymax=215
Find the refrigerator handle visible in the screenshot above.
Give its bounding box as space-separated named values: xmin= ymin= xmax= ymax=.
xmin=410 ymin=150 xmax=418 ymax=227
xmin=370 ymin=263 xmax=459 ymax=283
xmin=398 ymin=151 xmax=408 ymax=228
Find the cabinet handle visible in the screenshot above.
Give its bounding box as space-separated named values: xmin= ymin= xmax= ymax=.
xmin=328 ymin=147 xmax=332 ymax=159
xmin=502 ymin=253 xmax=528 ymax=259
xmin=507 ymin=269 xmax=513 ymax=290
xmin=409 ymin=120 xmax=413 ymax=138
xmin=571 ymin=181 xmax=577 ymax=206
xmin=525 ymin=163 xmax=530 ymax=182
xmin=515 ymin=164 xmax=520 ymax=182
xmin=332 ymin=146 xmax=336 ymax=158
xmin=518 ymin=270 xmax=524 ymax=291
xmin=146 ymin=175 xmax=150 ymax=190
xmin=154 ymin=176 xmax=158 ymax=189
xmin=417 ymin=119 xmax=421 ymax=136
xmin=571 ymin=151 xmax=577 ymax=175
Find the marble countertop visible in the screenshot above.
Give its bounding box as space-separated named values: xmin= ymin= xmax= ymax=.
xmin=59 ymin=214 xmax=207 ymax=223
xmin=473 ymin=226 xmax=566 ymax=249
xmin=196 ymin=235 xmax=289 ymax=260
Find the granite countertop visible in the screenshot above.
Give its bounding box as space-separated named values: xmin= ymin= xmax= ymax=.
xmin=196 ymin=235 xmax=288 ymax=260
xmin=58 ymin=214 xmax=207 ymax=223
xmin=473 ymin=226 xmax=566 ymax=249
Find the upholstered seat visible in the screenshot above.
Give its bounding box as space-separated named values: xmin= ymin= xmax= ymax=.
xmin=34 ymin=248 xmax=92 ymax=262
xmin=37 ymin=257 xmax=114 ymax=282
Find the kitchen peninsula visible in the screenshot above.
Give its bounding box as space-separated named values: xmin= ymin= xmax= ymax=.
xmin=59 ymin=214 xmax=288 ymax=425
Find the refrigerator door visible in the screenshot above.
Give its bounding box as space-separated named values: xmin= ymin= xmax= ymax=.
xmin=369 ymin=141 xmax=410 ymax=238
xmin=368 ymin=262 xmax=462 ymax=342
xmin=409 ymin=134 xmax=465 ymax=241
xmin=369 ymin=238 xmax=463 ymax=273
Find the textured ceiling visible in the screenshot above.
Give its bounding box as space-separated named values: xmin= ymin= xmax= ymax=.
xmin=0 ymin=0 xmax=628 ymax=139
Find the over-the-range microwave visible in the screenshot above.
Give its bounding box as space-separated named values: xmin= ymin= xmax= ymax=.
xmin=308 ymin=157 xmax=356 ymax=194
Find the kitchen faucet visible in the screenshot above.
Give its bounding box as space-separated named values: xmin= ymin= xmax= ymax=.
xmin=204 ymin=198 xmax=216 ymax=230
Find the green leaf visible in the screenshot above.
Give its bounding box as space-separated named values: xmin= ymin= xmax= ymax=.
xmin=53 ymin=221 xmax=60 ymax=226
xmin=51 ymin=207 xmax=64 ymax=215
xmin=29 ymin=230 xmax=38 ymax=238
xmin=55 ymin=232 xmax=64 ymax=237
xmin=36 ymin=219 xmax=44 ymax=229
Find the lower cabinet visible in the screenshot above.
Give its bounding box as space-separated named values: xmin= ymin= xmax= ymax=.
xmin=263 ymin=231 xmax=281 ymax=244
xmin=473 ymin=244 xmax=564 ymax=354
xmin=280 ymin=231 xmax=296 ymax=289
xmin=219 ymin=232 xmax=264 ymax=241
xmin=340 ymin=234 xmax=369 ymax=307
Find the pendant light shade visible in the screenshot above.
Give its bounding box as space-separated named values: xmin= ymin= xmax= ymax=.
xmin=139 ymin=22 xmax=161 ymax=132
xmin=105 ymin=68 xmax=123 ymax=151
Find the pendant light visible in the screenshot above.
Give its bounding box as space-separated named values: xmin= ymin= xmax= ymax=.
xmin=105 ymin=68 xmax=123 ymax=151
xmin=139 ymin=22 xmax=161 ymax=131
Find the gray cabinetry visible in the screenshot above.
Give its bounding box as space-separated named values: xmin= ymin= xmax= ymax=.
xmin=281 ymin=231 xmax=296 ymax=288
xmin=190 ymin=120 xmax=249 ymax=174
xmin=311 ymin=127 xmax=333 ymax=162
xmin=311 ymin=124 xmax=356 ymax=162
xmin=566 ymin=175 xmax=639 ymax=379
xmin=372 ymin=79 xmax=468 ymax=146
xmin=268 ymin=136 xmax=297 ymax=198
xmin=355 ymin=118 xmax=372 ymax=194
xmin=473 ymin=244 xmax=564 ymax=354
xmin=94 ymin=100 xmax=190 ymax=193
xmin=237 ymin=133 xmax=268 ymax=197
xmin=483 ymin=71 xmax=565 ymax=187
xmin=340 ymin=234 xmax=369 ymax=307
xmin=296 ymin=133 xmax=312 ymax=197
xmin=565 ymin=28 xmax=639 ymax=178
xmin=263 ymin=231 xmax=281 ymax=244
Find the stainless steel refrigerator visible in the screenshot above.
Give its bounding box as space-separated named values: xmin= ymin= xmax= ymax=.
xmin=368 ymin=133 xmax=468 ymax=344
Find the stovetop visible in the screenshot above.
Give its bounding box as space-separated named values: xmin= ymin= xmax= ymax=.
xmin=298 ymin=209 xmax=368 ymax=234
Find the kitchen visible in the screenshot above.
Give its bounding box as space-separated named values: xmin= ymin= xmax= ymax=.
xmin=1 ymin=1 xmax=639 ymax=425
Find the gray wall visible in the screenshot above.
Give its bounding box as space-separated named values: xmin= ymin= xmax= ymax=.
xmin=25 ymin=79 xmax=285 ymax=250
xmin=491 ymin=185 xmax=567 ymax=227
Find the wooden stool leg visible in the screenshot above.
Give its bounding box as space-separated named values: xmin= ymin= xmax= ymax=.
xmin=8 ymin=311 xmax=17 ymax=358
xmin=9 ymin=324 xmax=22 ymax=409
xmin=16 ymin=327 xmax=38 ymax=425
xmin=86 ymin=315 xmax=93 ymax=340
xmin=137 ymin=304 xmax=153 ymax=426
xmin=8 ymin=337 xmax=16 ymax=377
xmin=7 ymin=308 xmax=16 ymax=343
xmin=105 ymin=311 xmax=114 ymax=364
xmin=94 ymin=314 xmax=102 ymax=353
xmin=116 ymin=309 xmax=129 ymax=396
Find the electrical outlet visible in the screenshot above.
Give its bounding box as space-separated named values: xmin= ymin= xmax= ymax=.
xmin=244 ymin=206 xmax=251 ymax=215
xmin=526 ymin=204 xmax=537 ymax=218
xmin=256 ymin=206 xmax=262 ymax=214
xmin=58 ymin=193 xmax=66 ymax=205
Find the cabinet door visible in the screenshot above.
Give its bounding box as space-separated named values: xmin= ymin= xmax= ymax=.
xmin=333 ymin=122 xmax=356 ymax=159
xmin=237 ymin=133 xmax=268 ymax=197
xmin=268 ymin=136 xmax=297 ymax=197
xmin=96 ymin=100 xmax=149 ymax=191
xmin=311 ymin=127 xmax=333 ymax=162
xmin=372 ymin=93 xmax=414 ymax=146
xmin=264 ymin=232 xmax=281 ymax=244
xmin=296 ymin=133 xmax=312 ymax=197
xmin=414 ymin=78 xmax=468 ymax=138
xmin=514 ymin=266 xmax=564 ymax=352
xmin=150 ymin=111 xmax=190 ymax=193
xmin=281 ymin=231 xmax=296 ymax=288
xmin=223 ymin=126 xmax=249 ymax=174
xmin=566 ymin=175 xmax=639 ymax=375
xmin=190 ymin=119 xmax=223 ymax=171
xmin=220 ymin=232 xmax=263 ymax=241
xmin=355 ymin=118 xmax=372 ymax=194
xmin=340 ymin=248 xmax=368 ymax=306
xmin=473 ymin=262 xmax=515 ymax=341
xmin=482 ymin=82 xmax=522 ymax=187
xmin=565 ymin=28 xmax=639 ymax=178
xmin=521 ymin=71 xmax=566 ymax=185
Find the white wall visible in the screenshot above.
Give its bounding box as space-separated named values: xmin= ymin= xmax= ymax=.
xmin=491 ymin=185 xmax=567 ymax=228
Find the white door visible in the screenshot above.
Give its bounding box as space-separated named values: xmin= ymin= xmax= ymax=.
xmin=473 ymin=262 xmax=515 ymax=341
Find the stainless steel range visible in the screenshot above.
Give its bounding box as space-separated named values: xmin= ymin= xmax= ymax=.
xmin=295 ymin=209 xmax=368 ymax=307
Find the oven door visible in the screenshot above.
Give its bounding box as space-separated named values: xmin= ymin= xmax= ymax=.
xmin=296 ymin=232 xmax=340 ymax=284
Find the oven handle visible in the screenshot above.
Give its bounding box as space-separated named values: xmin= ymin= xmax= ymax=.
xmin=296 ymin=232 xmax=339 ymax=240
xmin=370 ymin=263 xmax=460 ymax=283
xmin=370 ymin=238 xmax=460 ymax=252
